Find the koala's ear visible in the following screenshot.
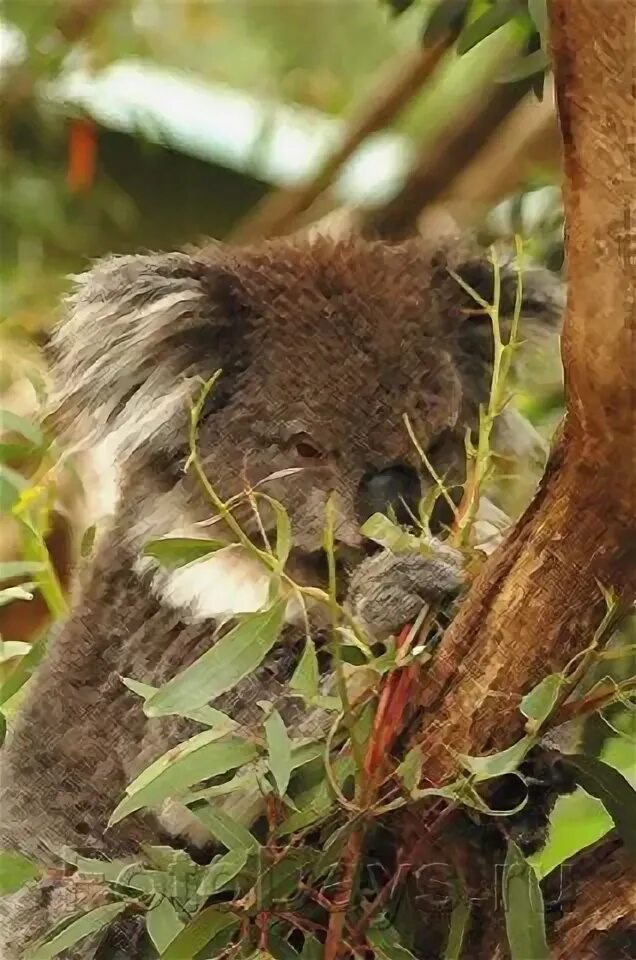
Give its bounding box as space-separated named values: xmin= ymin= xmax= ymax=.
xmin=47 ymin=250 xmax=243 ymax=460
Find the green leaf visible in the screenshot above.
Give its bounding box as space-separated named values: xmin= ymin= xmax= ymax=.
xmin=0 ymin=560 xmax=45 ymax=581
xmin=160 ymin=908 xmax=239 ymax=960
xmin=0 ymin=464 xmax=27 ymax=513
xmin=278 ymin=755 xmax=356 ymax=836
xmin=0 ymin=586 xmax=35 ymax=608
xmin=198 ymin=848 xmax=248 ymax=897
xmin=528 ymin=0 xmax=548 ymax=44
xmin=562 ymin=753 xmax=636 ymax=854
xmin=0 ymin=710 xmax=5 ymax=746
xmin=27 ymin=902 xmax=129 ymax=960
xmin=108 ymin=734 xmax=258 ymax=825
xmin=143 ymin=536 xmax=226 ymax=568
xmin=145 ymin=897 xmax=185 ymax=955
xmin=457 ymin=735 xmax=534 ymax=782
xmin=265 ymin=708 xmax=293 ymax=797
xmin=0 ymin=634 xmax=47 ymax=706
xmin=290 ymin=638 xmax=320 ymax=700
xmin=146 ymin=600 xmax=287 ymax=716
xmin=444 ymin=895 xmax=470 ymax=959
xmin=457 ymin=0 xmax=521 ymax=55
xmin=396 ymin=746 xmax=423 ymax=793
xmin=528 ymin=787 xmax=612 ymax=879
xmin=498 ymin=48 xmax=549 ymax=83
xmin=190 ymin=804 xmax=260 ymax=852
xmin=300 ymin=935 xmax=323 ymax=960
xmin=422 ymin=0 xmax=470 ymax=45
xmin=255 ymin=849 xmax=312 ymax=908
xmin=260 ymin=495 xmax=292 ymax=568
xmin=367 ymin=923 xmax=418 ymax=960
xmin=360 ymin=514 xmax=420 ymax=553
xmin=121 ymin=677 xmax=237 ymax=732
xmin=0 ymin=850 xmax=42 ymax=895
xmin=502 ymin=840 xmax=549 ymax=960
xmin=0 ymin=410 xmax=44 ymax=446
xmin=520 ymin=674 xmax=565 ymax=729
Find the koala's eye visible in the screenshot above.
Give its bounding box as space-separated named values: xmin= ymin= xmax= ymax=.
xmin=291 ymin=434 xmax=325 ymax=461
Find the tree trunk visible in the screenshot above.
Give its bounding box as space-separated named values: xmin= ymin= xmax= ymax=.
xmin=406 ymin=0 xmax=635 ymax=950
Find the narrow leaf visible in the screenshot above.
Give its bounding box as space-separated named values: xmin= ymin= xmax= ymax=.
xmin=143 ymin=536 xmax=226 ymax=568
xmin=521 ymin=674 xmax=565 ymax=728
xmin=290 ymin=639 xmax=320 ymax=699
xmin=0 ymin=850 xmax=42 ymax=895
xmin=278 ymin=755 xmax=356 ymax=836
xmin=265 ymin=708 xmax=293 ymax=797
xmin=498 ymin=48 xmax=549 ymax=83
xmin=360 ymin=514 xmax=420 ymax=553
xmin=0 ymin=634 xmax=47 ymax=706
xmin=562 ymin=753 xmax=636 ymax=854
xmin=396 ymin=746 xmax=423 ymax=793
xmin=160 ymin=908 xmax=239 ymax=960
xmin=0 ymin=640 xmax=32 ymax=662
xmin=27 ymin=902 xmax=129 ymax=960
xmin=121 ymin=677 xmax=237 ymax=732
xmin=457 ymin=0 xmax=520 ymax=55
xmin=198 ymin=848 xmax=248 ymax=897
xmin=0 ymin=560 xmax=45 ymax=581
xmin=191 ymin=804 xmax=260 ymax=852
xmin=108 ymin=734 xmax=257 ymax=825
xmin=146 ymin=600 xmax=286 ymax=716
xmin=528 ymin=0 xmax=548 ymax=44
xmin=458 ymin=735 xmax=534 ymax=782
xmin=146 ymin=897 xmax=184 ymax=955
xmin=502 ymin=840 xmax=549 ymax=960
xmin=444 ymin=896 xmax=470 ymax=959
xmin=301 ymin=934 xmax=324 ymax=960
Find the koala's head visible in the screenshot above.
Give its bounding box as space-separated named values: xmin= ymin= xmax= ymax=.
xmin=49 ymin=234 xmax=562 ymax=563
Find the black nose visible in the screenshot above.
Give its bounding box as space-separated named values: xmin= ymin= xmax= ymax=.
xmin=357 ymin=464 xmax=421 ymax=525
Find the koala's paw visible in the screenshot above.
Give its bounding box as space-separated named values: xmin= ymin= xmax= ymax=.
xmin=346 ymin=543 xmax=466 ymax=640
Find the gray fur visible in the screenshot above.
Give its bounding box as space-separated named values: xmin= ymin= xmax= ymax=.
xmin=0 ymin=235 xmax=563 ymax=958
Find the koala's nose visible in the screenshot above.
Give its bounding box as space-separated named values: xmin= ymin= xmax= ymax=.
xmin=357 ymin=464 xmax=421 ymax=525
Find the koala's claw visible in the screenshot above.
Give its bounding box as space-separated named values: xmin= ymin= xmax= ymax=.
xmin=346 ymin=544 xmax=465 ymax=640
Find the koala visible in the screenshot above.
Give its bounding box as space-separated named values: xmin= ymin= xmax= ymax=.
xmin=0 ymin=234 xmax=563 ymax=958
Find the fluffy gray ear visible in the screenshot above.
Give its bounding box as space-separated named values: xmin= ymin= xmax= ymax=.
xmin=47 ymin=250 xmax=237 ymax=461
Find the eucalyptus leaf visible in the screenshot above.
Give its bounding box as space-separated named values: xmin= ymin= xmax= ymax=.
xmin=121 ymin=677 xmax=237 ymax=732
xmin=457 ymin=0 xmax=521 ymax=55
xmin=290 ymin=638 xmax=319 ymax=700
xmin=109 ymin=734 xmax=257 ymax=825
xmin=396 ymin=746 xmax=423 ymax=794
xmin=26 ymin=902 xmax=129 ymax=960
xmin=190 ymin=803 xmax=260 ymax=852
xmin=265 ymin=708 xmax=293 ymax=797
xmin=143 ymin=537 xmax=226 ymax=568
xmin=520 ymin=674 xmax=565 ymax=728
xmin=145 ymin=896 xmax=185 ymax=955
xmin=0 ymin=634 xmax=47 ymax=706
xmin=360 ymin=514 xmax=420 ymax=553
xmin=197 ymin=848 xmax=249 ymax=897
xmin=146 ymin=600 xmax=286 ymax=716
xmin=160 ymin=908 xmax=239 ymax=960
xmin=0 ymin=560 xmax=45 ymax=581
xmin=457 ymin=735 xmax=534 ymax=782
xmin=444 ymin=895 xmax=470 ymax=959
xmin=502 ymin=840 xmax=549 ymax=960
xmin=498 ymin=48 xmax=549 ymax=83
xmin=562 ymin=753 xmax=636 ymax=854
xmin=278 ymin=755 xmax=356 ymax=836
